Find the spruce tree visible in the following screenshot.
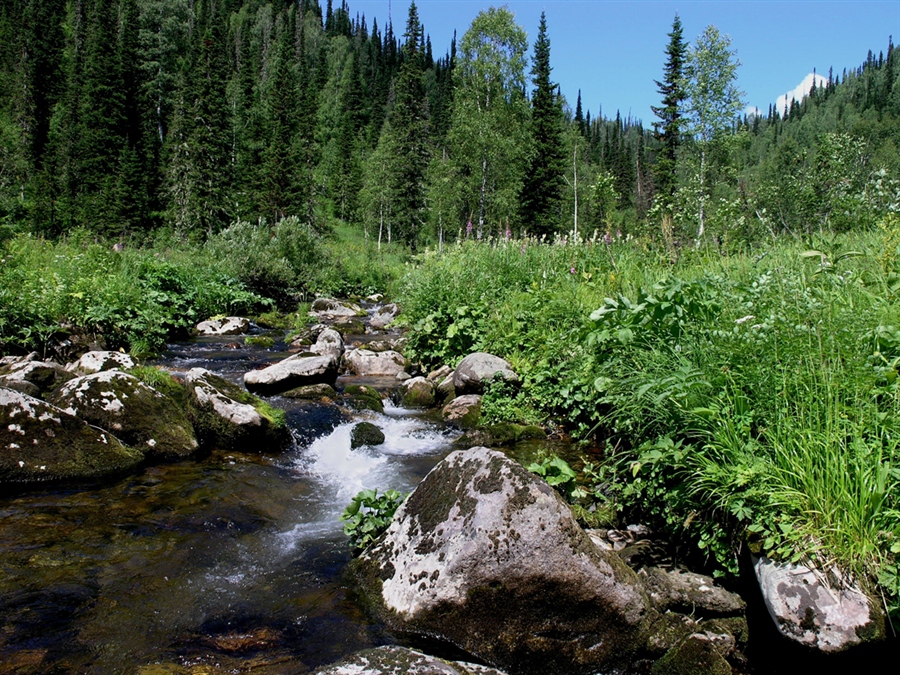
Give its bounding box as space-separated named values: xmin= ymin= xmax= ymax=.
xmin=384 ymin=1 xmax=430 ymax=249
xmin=651 ymin=13 xmax=687 ymax=208
xmin=521 ymin=12 xmax=565 ymax=237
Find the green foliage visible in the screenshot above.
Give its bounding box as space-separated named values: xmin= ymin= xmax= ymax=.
xmin=340 ymin=488 xmax=405 ymax=553
xmin=399 ymin=231 xmax=900 ymax=604
xmin=0 ymin=230 xmax=267 ymax=357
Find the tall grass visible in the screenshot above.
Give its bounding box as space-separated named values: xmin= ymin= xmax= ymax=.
xmin=397 ymin=228 xmax=900 ymax=609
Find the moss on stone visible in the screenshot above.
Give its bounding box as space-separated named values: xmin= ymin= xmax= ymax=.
xmin=244 ymin=335 xmax=275 ymax=349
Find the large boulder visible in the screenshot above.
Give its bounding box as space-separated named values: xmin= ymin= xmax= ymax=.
xmin=311 ymin=646 xmax=508 ymax=675
xmin=184 ymin=368 xmax=291 ymax=451
xmin=0 ymin=387 xmax=143 ymax=483
xmin=47 ymin=371 xmax=198 ymax=459
xmin=244 ymin=353 xmax=339 ymax=395
xmin=344 ymin=349 xmax=407 ymax=377
xmin=452 ymin=353 xmax=518 ymax=396
xmin=352 ymin=446 xmax=652 ymax=674
xmin=0 ymin=359 xmax=75 ymax=397
xmin=65 ymin=350 xmax=135 ymax=375
xmin=369 ymin=303 xmax=401 ymax=330
xmin=195 ymin=316 xmax=251 ymax=336
xmin=753 ymin=555 xmax=885 ymax=652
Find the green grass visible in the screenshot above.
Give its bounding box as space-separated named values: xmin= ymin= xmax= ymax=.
xmin=396 ymin=227 xmax=900 ymax=611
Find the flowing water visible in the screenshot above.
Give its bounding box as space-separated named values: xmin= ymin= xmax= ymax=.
xmin=0 ymin=329 xmax=471 ymax=674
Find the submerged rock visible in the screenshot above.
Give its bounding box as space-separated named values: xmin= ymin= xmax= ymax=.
xmin=753 ymin=555 xmax=885 ymax=652
xmin=452 ymin=353 xmax=518 ymax=396
xmin=47 ymin=371 xmax=198 ymax=459
xmin=344 ymin=349 xmax=407 ymax=377
xmin=0 ymin=387 xmax=143 ymax=483
xmin=184 ymin=368 xmax=291 ymax=451
xmin=311 ymin=646 xmax=508 ymax=675
xmin=244 ymin=353 xmax=339 ymax=395
xmin=350 ymin=422 xmax=385 ymax=448
xmin=65 ymin=350 xmax=135 ymax=375
xmin=352 ymin=446 xmax=651 ymax=674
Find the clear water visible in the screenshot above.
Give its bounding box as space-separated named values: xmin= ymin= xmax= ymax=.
xmin=0 ymin=338 xmax=458 ymax=674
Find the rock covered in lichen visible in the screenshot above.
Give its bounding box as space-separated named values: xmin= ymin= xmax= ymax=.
xmin=0 ymin=387 xmax=142 ymax=483
xmin=309 ymin=327 xmax=344 ymax=359
xmin=195 ymin=316 xmax=251 ymax=336
xmin=753 ymin=555 xmax=885 ymax=652
xmin=352 ymin=446 xmax=652 ymax=675
xmin=452 ymin=353 xmax=518 ymax=396
xmin=184 ymin=368 xmax=291 ymax=451
xmin=0 ymin=359 xmax=75 ymax=397
xmin=65 ymin=350 xmax=135 ymax=375
xmin=47 ymin=371 xmax=197 ymax=459
xmin=311 ymin=646 xmax=508 ymax=675
xmin=243 ymin=353 xmax=339 ymax=395
xmin=344 ymin=349 xmax=408 ymax=377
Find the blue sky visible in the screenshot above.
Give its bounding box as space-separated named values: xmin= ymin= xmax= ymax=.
xmin=350 ymin=0 xmax=899 ymax=124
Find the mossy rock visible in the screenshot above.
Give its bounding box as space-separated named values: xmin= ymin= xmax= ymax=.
xmin=47 ymin=371 xmax=198 ymax=459
xmin=184 ymin=368 xmax=291 ymax=452
xmin=399 ymin=377 xmax=435 ymax=408
xmin=350 ymin=422 xmax=386 ymax=448
xmin=245 ymin=335 xmax=275 ymax=349
xmin=342 ymin=384 xmax=385 ymax=413
xmin=455 ymin=423 xmax=545 ymax=448
xmin=333 ymin=318 xmax=366 ymax=335
xmin=1 ymin=387 xmax=144 ymax=484
xmin=651 ymin=634 xmax=733 ymax=675
xmin=255 ymin=311 xmax=290 ymax=329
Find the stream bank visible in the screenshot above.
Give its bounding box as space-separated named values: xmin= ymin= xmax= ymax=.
xmin=0 ymin=300 xmax=895 ymax=673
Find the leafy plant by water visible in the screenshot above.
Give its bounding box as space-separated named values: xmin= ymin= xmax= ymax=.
xmin=340 ymin=488 xmax=406 ymax=553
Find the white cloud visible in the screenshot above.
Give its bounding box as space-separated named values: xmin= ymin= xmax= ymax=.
xmin=746 ymin=72 xmax=829 ymax=118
